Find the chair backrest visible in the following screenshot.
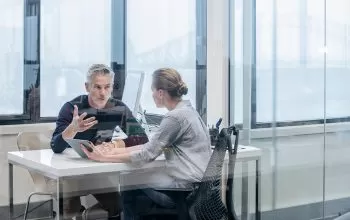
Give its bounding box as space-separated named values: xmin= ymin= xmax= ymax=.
xmin=226 ymin=127 xmax=239 ymax=220
xmin=187 ymin=126 xmax=239 ymax=220
xmin=16 ymin=130 xmax=54 ymax=192
xmin=17 ymin=130 xmax=53 ymax=151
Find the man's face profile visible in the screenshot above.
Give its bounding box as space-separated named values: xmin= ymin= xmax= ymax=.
xmin=85 ymin=74 xmax=113 ymax=109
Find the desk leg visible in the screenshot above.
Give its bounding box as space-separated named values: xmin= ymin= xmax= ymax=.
xmin=241 ymin=162 xmax=249 ymax=220
xmin=56 ymin=178 xmax=63 ymax=220
xmin=256 ymin=159 xmax=261 ymax=220
xmin=8 ymin=163 xmax=13 ymax=220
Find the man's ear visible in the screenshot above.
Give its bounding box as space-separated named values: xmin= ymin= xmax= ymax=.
xmin=85 ymin=82 xmax=90 ymax=93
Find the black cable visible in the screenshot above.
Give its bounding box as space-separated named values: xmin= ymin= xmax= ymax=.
xmin=13 ymin=200 xmax=51 ymax=219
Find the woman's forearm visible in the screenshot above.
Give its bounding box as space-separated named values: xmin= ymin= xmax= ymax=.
xmin=125 ymin=145 xmax=143 ymax=152
xmin=110 ymin=145 xmax=142 ymax=155
xmin=102 ymin=152 xmax=131 ymax=163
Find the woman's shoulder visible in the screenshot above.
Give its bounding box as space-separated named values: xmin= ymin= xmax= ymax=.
xmin=166 ymin=100 xmax=197 ymax=121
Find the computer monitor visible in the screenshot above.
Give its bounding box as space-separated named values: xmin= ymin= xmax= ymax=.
xmin=122 ymin=71 xmax=145 ymax=117
xmin=122 ymin=71 xmax=150 ymax=135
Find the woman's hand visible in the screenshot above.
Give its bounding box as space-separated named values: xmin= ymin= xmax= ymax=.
xmin=94 ymin=142 xmax=115 ymax=155
xmin=90 ymin=141 xmax=127 ymax=156
xmin=81 ymin=142 xmax=131 ymax=163
xmin=81 ymin=143 xmax=108 ymax=162
xmin=112 ymin=140 xmax=126 ymax=148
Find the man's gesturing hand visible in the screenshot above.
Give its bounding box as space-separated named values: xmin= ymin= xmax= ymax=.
xmin=70 ymin=105 xmax=98 ymax=132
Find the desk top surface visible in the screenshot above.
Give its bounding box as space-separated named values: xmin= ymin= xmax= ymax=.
xmin=7 ymin=145 xmax=261 ymax=178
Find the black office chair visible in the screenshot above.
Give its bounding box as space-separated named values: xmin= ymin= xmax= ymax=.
xmin=141 ymin=126 xmax=239 ymax=220
xmin=186 ymin=126 xmax=239 ymax=220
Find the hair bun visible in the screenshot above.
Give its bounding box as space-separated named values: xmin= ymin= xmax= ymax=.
xmin=177 ymin=83 xmax=188 ymax=96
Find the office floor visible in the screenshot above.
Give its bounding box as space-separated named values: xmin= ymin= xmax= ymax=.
xmin=0 ymin=200 xmax=53 ymax=220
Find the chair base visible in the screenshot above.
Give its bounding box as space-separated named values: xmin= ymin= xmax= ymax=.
xmin=24 ymin=192 xmax=54 ymax=220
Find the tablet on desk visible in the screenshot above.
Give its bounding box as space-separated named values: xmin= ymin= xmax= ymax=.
xmin=65 ymin=139 xmax=94 ymax=158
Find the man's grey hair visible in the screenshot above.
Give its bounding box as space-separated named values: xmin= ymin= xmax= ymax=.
xmin=86 ymin=64 xmax=115 ymax=84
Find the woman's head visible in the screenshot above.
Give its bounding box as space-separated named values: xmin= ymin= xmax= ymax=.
xmin=151 ymin=68 xmax=188 ymax=109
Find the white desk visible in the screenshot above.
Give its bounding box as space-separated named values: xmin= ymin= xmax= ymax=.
xmin=8 ymin=146 xmax=262 ymax=220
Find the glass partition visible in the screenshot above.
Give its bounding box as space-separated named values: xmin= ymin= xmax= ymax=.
xmin=228 ymin=0 xmax=350 ymax=219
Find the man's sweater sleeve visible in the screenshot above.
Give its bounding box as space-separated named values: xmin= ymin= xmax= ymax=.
xmin=50 ymin=102 xmax=74 ymax=153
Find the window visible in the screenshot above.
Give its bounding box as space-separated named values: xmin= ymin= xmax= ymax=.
xmin=325 ymin=0 xmax=350 ymax=119
xmin=40 ymin=0 xmax=112 ymax=117
xmin=0 ymin=0 xmax=206 ymax=124
xmin=231 ymin=0 xmax=350 ymax=127
xmin=230 ymin=0 xmax=244 ymax=124
xmin=256 ymin=0 xmax=308 ymax=123
xmin=126 ymin=0 xmax=197 ymax=115
xmin=0 ymin=0 xmax=24 ymax=116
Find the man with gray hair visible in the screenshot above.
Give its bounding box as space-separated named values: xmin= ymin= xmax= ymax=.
xmin=51 ymin=64 xmax=148 ymax=219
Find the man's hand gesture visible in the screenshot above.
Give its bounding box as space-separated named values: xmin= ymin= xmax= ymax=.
xmin=70 ymin=105 xmax=98 ymax=133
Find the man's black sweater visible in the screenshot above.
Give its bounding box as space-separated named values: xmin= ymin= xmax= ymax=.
xmin=50 ymin=95 xmax=148 ymax=153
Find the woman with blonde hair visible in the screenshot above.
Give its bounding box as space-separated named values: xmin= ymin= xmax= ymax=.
xmin=82 ymin=67 xmax=211 ymax=219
